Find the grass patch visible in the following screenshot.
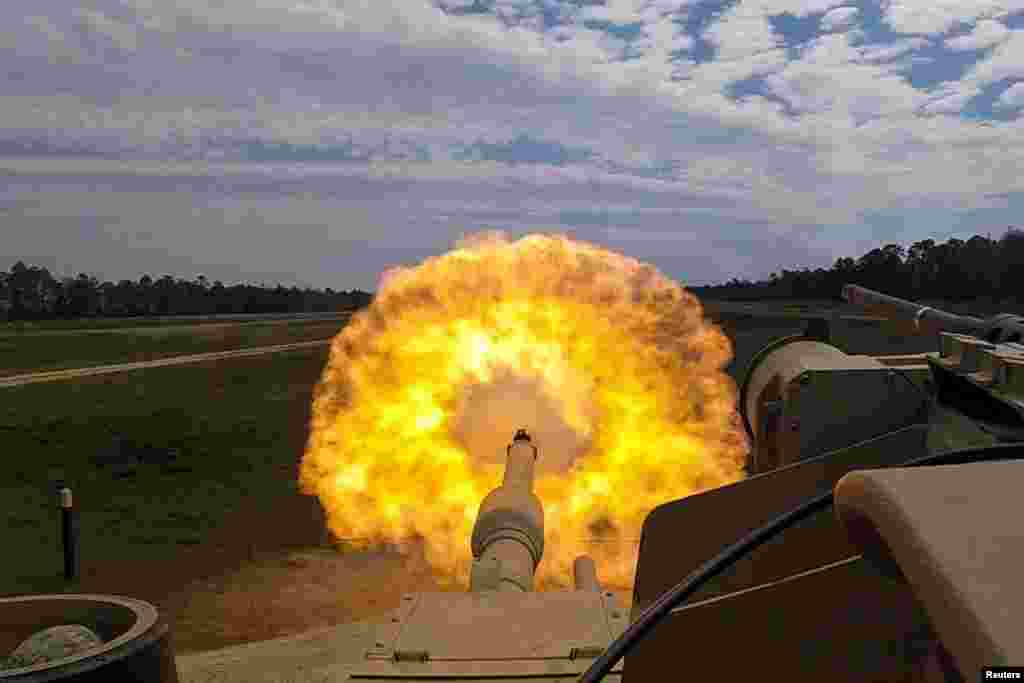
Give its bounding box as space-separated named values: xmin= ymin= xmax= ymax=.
xmin=0 ymin=347 xmax=336 ymax=646
xmin=0 ymin=318 xmax=347 ymax=377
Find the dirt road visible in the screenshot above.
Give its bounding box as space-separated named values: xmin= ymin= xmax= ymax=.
xmin=0 ymin=339 xmax=332 ymax=388
xmin=0 ymin=313 xmax=350 ymax=338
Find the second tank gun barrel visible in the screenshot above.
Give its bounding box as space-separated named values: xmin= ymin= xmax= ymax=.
xmin=843 ymin=284 xmax=1024 ymax=344
xmin=842 ymin=284 xmax=986 ymax=335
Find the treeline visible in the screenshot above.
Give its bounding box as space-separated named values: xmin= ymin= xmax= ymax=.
xmin=692 ymin=229 xmax=1024 ymax=303
xmin=0 ymin=262 xmax=373 ymax=320
xmin=7 ymin=228 xmax=1023 ymax=319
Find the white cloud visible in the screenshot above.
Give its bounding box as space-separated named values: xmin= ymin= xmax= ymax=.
xmin=631 ymin=14 xmax=691 ymax=57
xmin=689 ymin=48 xmax=789 ymax=92
xmin=945 ymin=19 xmax=1010 ymax=50
xmin=883 ymin=0 xmax=1016 ymax=36
xmin=704 ymin=1 xmax=780 ymax=61
xmin=919 ymin=88 xmax=982 ymax=114
xmin=964 ymin=28 xmax=1024 ymax=83
xmin=74 ymin=8 xmax=140 ymax=53
xmin=897 ymin=29 xmax=1024 ymax=116
xmin=580 ymin=0 xmax=648 ymax=24
xmin=792 ymin=0 xmax=851 ymax=15
xmin=762 ymin=33 xmax=925 ymax=120
xmin=821 ymin=7 xmax=860 ymax=32
xmin=853 ymin=37 xmax=930 ymax=63
xmin=20 ymin=14 xmax=81 ymax=63
xmin=603 ymin=227 xmax=703 ymax=242
xmin=997 ymin=82 xmax=1024 ymax=107
xmin=25 ymin=14 xmax=64 ymax=43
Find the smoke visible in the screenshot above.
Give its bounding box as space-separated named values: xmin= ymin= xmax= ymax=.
xmin=450 ymin=365 xmax=596 ymax=475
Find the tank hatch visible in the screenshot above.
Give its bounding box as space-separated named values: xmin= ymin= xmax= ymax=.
xmin=835 ymin=460 xmax=1024 ymax=679
xmin=349 ymin=590 xmax=626 ymax=679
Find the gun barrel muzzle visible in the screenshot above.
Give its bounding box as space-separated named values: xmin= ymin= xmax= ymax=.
xmin=503 ymin=430 xmax=538 ymax=489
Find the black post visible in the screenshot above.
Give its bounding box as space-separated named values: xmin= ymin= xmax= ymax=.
xmin=59 ymin=485 xmax=78 ymax=581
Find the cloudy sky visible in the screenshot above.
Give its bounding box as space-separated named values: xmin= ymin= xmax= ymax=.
xmin=3 ymin=0 xmax=1024 ymax=290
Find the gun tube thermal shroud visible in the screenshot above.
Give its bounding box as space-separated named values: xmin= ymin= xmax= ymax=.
xmin=470 ymin=429 xmax=545 ymax=592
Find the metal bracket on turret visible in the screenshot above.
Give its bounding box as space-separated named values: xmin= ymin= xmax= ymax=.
xmin=469 ymin=555 xmax=502 ymax=592
xmin=469 ymin=555 xmax=535 ymax=593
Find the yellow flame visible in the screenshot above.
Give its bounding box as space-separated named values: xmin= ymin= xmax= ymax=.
xmin=300 ymin=232 xmax=748 ymax=590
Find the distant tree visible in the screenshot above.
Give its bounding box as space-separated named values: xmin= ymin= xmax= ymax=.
xmin=691 ymin=227 xmax=1024 ymax=307
xmin=961 ymin=235 xmax=997 ymax=298
xmin=7 ymin=261 xmax=31 ymax=319
xmin=906 ymin=239 xmax=936 ymax=294
xmin=1 ymin=259 xmax=362 ymax=320
xmin=998 ymin=228 xmax=1024 ymax=302
xmin=65 ymin=273 xmax=101 ymax=316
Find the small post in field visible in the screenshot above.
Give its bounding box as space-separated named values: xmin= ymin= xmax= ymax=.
xmin=56 ymin=483 xmax=78 ymax=581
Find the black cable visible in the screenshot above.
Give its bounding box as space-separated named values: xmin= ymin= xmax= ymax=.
xmin=890 ymin=367 xmax=931 ymax=404
xmin=578 ymin=442 xmax=1024 ymax=682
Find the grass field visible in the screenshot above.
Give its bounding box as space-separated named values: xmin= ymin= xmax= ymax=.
xmin=0 ymin=346 xmax=392 ymax=652
xmin=0 ymin=317 xmax=347 ymax=377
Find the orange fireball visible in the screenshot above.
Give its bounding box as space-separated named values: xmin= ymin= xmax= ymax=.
xmin=299 ymin=231 xmax=748 ymax=591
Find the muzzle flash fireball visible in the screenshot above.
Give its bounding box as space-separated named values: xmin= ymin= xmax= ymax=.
xmin=299 ymin=232 xmax=748 ymax=590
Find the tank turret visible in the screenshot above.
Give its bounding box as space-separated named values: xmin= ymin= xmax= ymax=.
xmin=624 ymin=285 xmax=1024 ymax=683
xmin=344 ymin=430 xmax=627 ymax=681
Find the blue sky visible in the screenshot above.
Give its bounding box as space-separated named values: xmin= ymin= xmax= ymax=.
xmin=3 ymin=0 xmax=1024 ymax=289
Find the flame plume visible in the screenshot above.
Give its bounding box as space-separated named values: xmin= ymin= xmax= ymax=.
xmin=300 ymin=232 xmax=748 ymax=590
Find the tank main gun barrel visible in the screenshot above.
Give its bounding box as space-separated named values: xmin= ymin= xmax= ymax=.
xmin=469 ymin=429 xmax=545 ymax=592
xmin=573 ymin=555 xmax=601 ymax=591
xmin=841 ymin=284 xmax=986 ymax=336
